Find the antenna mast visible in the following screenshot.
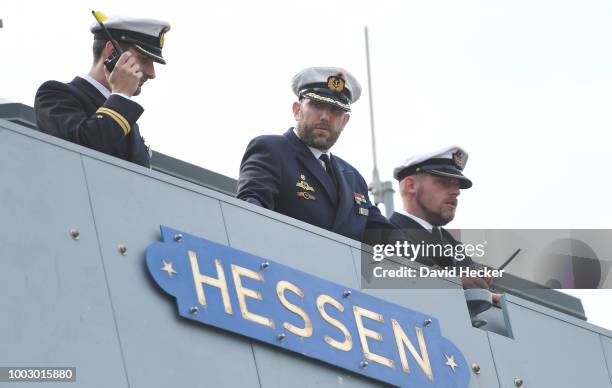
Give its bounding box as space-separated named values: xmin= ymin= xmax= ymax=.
xmin=364 ymin=26 xmax=394 ymax=216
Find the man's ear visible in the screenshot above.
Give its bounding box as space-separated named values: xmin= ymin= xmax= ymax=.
xmin=292 ymin=101 xmax=301 ymax=121
xmin=104 ymin=41 xmax=116 ymax=57
xmin=401 ymin=176 xmax=418 ymax=195
xmin=342 ymin=112 xmax=350 ymax=126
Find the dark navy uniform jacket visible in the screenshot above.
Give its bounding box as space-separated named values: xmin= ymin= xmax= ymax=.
xmin=34 ymin=77 xmax=150 ymax=167
xmin=237 ymin=128 xmax=392 ymax=242
xmin=389 ymin=212 xmax=473 ymax=267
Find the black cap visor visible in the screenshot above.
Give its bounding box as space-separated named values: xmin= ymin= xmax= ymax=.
xmin=427 ymin=168 xmax=472 ymax=189
xmin=300 ymin=89 xmax=351 ymax=112
xmin=133 ymin=44 xmax=166 ymax=64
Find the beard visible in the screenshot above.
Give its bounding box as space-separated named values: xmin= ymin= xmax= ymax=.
xmin=424 ymin=208 xmax=455 ymax=227
xmin=415 ymin=186 xmax=457 ymax=226
xmin=296 ymin=121 xmax=342 ymax=150
xmin=437 ymin=208 xmax=456 ymax=225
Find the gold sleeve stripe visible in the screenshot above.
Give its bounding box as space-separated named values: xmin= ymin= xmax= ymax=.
xmin=96 ymin=107 xmax=130 ymax=135
xmin=96 ymin=107 xmax=131 ymax=135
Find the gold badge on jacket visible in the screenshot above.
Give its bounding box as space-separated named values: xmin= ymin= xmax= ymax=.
xmin=295 ymin=174 xmax=315 ymax=192
xmin=297 ymin=192 xmax=317 ymax=201
xmin=296 ymin=174 xmax=316 ymax=200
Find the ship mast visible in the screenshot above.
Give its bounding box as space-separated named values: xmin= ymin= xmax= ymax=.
xmin=364 ymin=26 xmax=394 ymax=216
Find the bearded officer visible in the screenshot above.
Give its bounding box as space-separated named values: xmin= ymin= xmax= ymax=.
xmin=391 ymin=146 xmax=499 ymax=294
xmin=237 ymin=66 xmax=391 ymax=242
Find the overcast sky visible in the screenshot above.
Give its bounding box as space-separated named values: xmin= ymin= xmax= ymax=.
xmin=2 ymin=0 xmax=611 ymax=329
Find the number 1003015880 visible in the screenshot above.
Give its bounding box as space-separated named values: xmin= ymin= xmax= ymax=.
xmin=1 ymin=367 xmax=75 ymax=382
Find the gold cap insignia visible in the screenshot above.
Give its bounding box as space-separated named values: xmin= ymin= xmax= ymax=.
xmin=327 ymin=75 xmax=345 ymax=93
xmin=453 ymin=150 xmax=466 ymax=170
xmin=159 ymin=27 xmax=169 ymax=48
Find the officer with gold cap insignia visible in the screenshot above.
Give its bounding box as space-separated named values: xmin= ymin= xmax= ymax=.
xmin=237 ymin=66 xmax=392 ymax=242
xmin=34 ymin=12 xmax=170 ymax=167
xmin=390 ymin=146 xmax=473 ymax=265
xmin=390 ymin=146 xmax=500 ymax=295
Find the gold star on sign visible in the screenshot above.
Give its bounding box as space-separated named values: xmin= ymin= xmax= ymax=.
xmin=445 ymin=354 xmax=458 ymax=372
xmin=161 ymin=260 xmax=178 ymax=278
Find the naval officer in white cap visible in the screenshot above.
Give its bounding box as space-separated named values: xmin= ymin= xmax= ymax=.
xmin=237 ymin=66 xmax=392 ymax=242
xmin=391 ymin=146 xmax=498 ymax=292
xmin=34 ymin=12 xmax=170 ymax=167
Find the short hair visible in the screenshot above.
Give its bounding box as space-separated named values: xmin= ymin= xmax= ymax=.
xmin=92 ymin=40 xmax=107 ymax=63
xmin=92 ymin=40 xmax=130 ymax=64
xmin=399 ymin=173 xmax=425 ymax=197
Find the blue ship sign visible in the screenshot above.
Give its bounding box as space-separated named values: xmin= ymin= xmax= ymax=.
xmin=146 ymin=226 xmax=470 ymax=388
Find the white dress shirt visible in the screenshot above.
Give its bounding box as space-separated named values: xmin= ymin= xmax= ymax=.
xmin=397 ymin=210 xmax=434 ymax=232
xmin=80 ymin=75 xmax=131 ymax=101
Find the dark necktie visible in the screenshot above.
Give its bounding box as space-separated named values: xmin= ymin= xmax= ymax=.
xmin=432 ymin=227 xmax=443 ymax=243
xmin=319 ymin=153 xmax=337 ymax=188
xmin=432 ymin=227 xmax=455 ymax=266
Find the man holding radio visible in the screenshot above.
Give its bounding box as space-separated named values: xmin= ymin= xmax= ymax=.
xmin=34 ymin=13 xmax=170 ymax=167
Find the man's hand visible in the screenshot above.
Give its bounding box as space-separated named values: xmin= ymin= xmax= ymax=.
xmin=492 ymin=293 xmax=502 ymax=306
xmin=106 ymin=51 xmax=142 ymax=97
xmin=461 ymin=264 xmax=495 ymax=289
xmin=461 ymin=267 xmax=504 ymax=307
